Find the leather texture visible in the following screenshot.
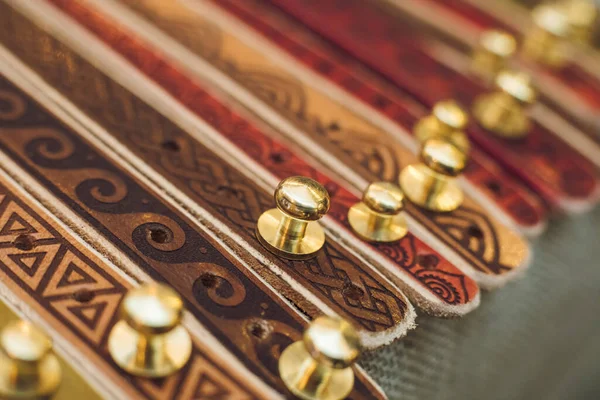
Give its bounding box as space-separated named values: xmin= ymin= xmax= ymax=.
xmin=0 ymin=0 xmax=413 ymax=343
xmin=0 ymin=2 xmax=394 ymax=396
xmin=0 ymin=0 xmax=597 ymax=399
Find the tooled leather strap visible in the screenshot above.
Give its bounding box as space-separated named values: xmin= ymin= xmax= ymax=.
xmin=0 ymin=169 xmax=269 ymax=399
xmin=212 ymin=0 xmax=548 ymax=236
xmin=32 ymin=0 xmax=483 ymax=314
xmin=0 ymin=28 xmax=386 ymax=400
xmin=75 ymin=0 xmax=531 ymax=288
xmin=0 ymin=0 xmax=420 ymax=351
xmin=263 ymin=0 xmax=600 ymax=211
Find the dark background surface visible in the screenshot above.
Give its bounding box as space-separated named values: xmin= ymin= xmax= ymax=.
xmin=363 ymin=206 xmax=600 ymax=400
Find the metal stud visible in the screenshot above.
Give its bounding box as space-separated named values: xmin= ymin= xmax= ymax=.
xmin=560 ymin=0 xmax=597 ymax=45
xmin=399 ymin=138 xmax=467 ymax=212
xmin=348 ymin=182 xmax=408 ymax=242
xmin=108 ymin=283 xmax=192 ymax=378
xmin=279 ymin=316 xmax=360 ymax=400
xmin=523 ymin=4 xmax=573 ymax=67
xmin=0 ymin=321 xmax=61 ymax=399
xmin=471 ymin=29 xmax=517 ymax=81
xmin=414 ymin=100 xmax=471 ymax=154
xmin=472 ymin=70 xmax=536 ymax=139
xmin=256 ymin=176 xmax=330 ymax=259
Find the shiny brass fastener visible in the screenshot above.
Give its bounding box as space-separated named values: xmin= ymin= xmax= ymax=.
xmin=108 ymin=283 xmax=192 ymax=377
xmin=473 ymin=70 xmax=536 ymax=139
xmin=399 ymin=138 xmax=467 ymax=212
xmin=0 ymin=321 xmax=61 ymax=399
xmin=279 ymin=316 xmax=361 ymax=400
xmin=414 ymin=100 xmax=471 ymax=154
xmin=256 ymin=176 xmax=330 ymax=259
xmin=348 ymin=182 xmax=408 ymax=242
xmin=471 ymin=29 xmax=517 ymax=81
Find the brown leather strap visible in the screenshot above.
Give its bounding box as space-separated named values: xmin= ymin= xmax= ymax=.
xmin=0 ymin=171 xmax=264 ymax=399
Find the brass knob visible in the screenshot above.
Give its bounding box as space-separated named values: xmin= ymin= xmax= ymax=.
xmin=399 ymin=138 xmax=466 ymax=212
xmin=108 ymin=283 xmax=192 ymax=378
xmin=414 ymin=100 xmax=471 ymax=154
xmin=0 ymin=321 xmax=61 ymax=399
xmin=471 ymin=29 xmax=517 ymax=81
xmin=347 ymin=182 xmax=408 ymax=242
xmin=472 ymin=70 xmax=537 ymax=139
xmin=560 ymin=0 xmax=597 ymax=44
xmin=256 ymin=176 xmax=330 ymax=259
xmin=279 ymin=316 xmax=360 ymax=400
xmin=523 ymin=4 xmax=572 ymax=67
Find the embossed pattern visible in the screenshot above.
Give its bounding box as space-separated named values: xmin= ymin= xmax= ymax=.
xmin=83 ymin=0 xmax=528 ymax=282
xmin=39 ymin=0 xmax=482 ymax=309
xmin=0 ymin=4 xmax=394 ymax=397
xmin=0 ymin=2 xmax=414 ymax=338
xmin=0 ymin=74 xmax=325 ymax=396
xmin=263 ymin=0 xmax=600 ymax=210
xmin=0 ymin=177 xmax=262 ymax=399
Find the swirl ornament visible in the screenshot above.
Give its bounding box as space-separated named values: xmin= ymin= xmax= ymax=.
xmin=75 ymin=174 xmax=129 ymax=207
xmin=373 ymin=235 xmax=416 ymax=267
xmin=0 ymin=90 xmax=26 ymax=120
xmin=138 ymin=219 xmax=186 ymax=253
xmin=416 ymin=272 xmax=462 ymax=305
xmin=192 ymin=264 xmax=247 ymax=309
xmin=25 ymin=130 xmax=76 ymax=163
xmin=131 ymin=219 xmax=188 ymax=259
xmin=434 ymin=207 xmax=498 ymax=266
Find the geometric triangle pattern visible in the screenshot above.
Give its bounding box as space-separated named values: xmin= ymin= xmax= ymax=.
xmin=177 ymin=356 xmax=253 ymax=399
xmin=0 ymin=200 xmax=54 ymax=243
xmin=193 ymin=372 xmax=230 ymax=398
xmin=0 ymin=192 xmax=128 ymax=348
xmin=68 ymin=301 xmax=107 ymax=330
xmin=1 ymin=212 xmax=33 ymax=235
xmin=136 ymin=354 xmax=254 ymax=400
xmin=8 ymin=251 xmax=48 ymax=277
xmin=58 ymin=262 xmax=96 ymax=287
xmin=136 ymin=371 xmax=182 ymax=400
xmin=0 ymin=243 xmax=61 ymax=290
xmin=49 ymin=292 xmax=122 ymax=345
xmin=43 ymin=250 xmax=115 ymax=297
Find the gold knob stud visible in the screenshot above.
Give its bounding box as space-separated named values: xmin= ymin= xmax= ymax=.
xmin=472 ymin=70 xmax=537 ymax=139
xmin=523 ymin=4 xmax=573 ymax=67
xmin=347 ymin=182 xmax=408 ymax=242
xmin=560 ymin=0 xmax=597 ymax=45
xmin=256 ymin=176 xmax=330 ymax=259
xmin=414 ymin=100 xmax=471 ymax=154
xmin=279 ymin=316 xmax=360 ymax=400
xmin=399 ymin=138 xmax=466 ymax=212
xmin=108 ymin=283 xmax=192 ymax=378
xmin=471 ymin=29 xmax=517 ymax=81
xmin=0 ymin=321 xmax=61 ymax=399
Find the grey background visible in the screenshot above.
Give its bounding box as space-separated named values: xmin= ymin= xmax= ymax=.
xmin=363 ymin=207 xmax=600 ymax=400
